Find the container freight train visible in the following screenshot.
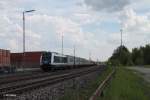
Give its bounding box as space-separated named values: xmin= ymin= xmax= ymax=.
xmin=11 ymin=51 xmax=94 ymax=71
xmin=0 ymin=50 xmax=94 ymax=73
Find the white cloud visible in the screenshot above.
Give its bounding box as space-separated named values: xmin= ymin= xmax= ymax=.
xmin=118 ymin=8 xmax=150 ymax=49
xmin=0 ymin=0 xmax=150 ymax=61
xmin=84 ymin=0 xmax=130 ymax=12
xmin=0 ymin=0 xmax=113 ymax=61
xmin=0 ymin=4 xmax=41 ymax=52
xmin=26 ymin=14 xmax=114 ymax=60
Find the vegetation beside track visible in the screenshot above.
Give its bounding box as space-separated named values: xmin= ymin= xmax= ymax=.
xmin=108 ymin=44 xmax=150 ymax=67
xmin=141 ymin=65 xmax=150 ymax=68
xmin=98 ymin=67 xmax=150 ymax=100
xmin=129 ymin=65 xmax=150 ymax=68
xmin=60 ymin=67 xmax=113 ymax=100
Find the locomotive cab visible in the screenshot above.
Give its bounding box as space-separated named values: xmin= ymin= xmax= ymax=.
xmin=40 ymin=52 xmax=52 ymax=71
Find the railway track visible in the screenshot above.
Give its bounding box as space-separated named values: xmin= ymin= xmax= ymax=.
xmin=89 ymin=69 xmax=115 ymax=100
xmin=0 ymin=66 xmax=94 ymax=85
xmin=0 ymin=69 xmax=71 ymax=85
xmin=0 ymin=66 xmax=105 ymax=98
xmin=0 ymin=68 xmax=88 ymax=89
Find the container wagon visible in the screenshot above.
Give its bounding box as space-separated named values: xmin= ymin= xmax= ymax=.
xmin=10 ymin=53 xmax=22 ymax=69
xmin=11 ymin=51 xmax=43 ymax=71
xmin=0 ymin=49 xmax=11 ymax=73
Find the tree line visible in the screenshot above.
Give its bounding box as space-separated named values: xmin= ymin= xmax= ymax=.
xmin=108 ymin=44 xmax=150 ymax=66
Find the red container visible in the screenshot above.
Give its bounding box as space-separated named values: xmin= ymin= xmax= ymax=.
xmin=23 ymin=52 xmax=43 ymax=68
xmin=0 ymin=49 xmax=10 ymax=69
xmin=10 ymin=53 xmax=22 ymax=68
xmin=11 ymin=51 xmax=43 ymax=69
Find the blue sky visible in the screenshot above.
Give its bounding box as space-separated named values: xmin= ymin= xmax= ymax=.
xmin=0 ymin=0 xmax=150 ymax=61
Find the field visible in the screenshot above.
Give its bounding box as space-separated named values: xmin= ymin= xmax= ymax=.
xmin=98 ymin=67 xmax=150 ymax=100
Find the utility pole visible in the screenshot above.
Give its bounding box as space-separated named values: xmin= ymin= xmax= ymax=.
xmin=120 ymin=29 xmax=123 ymax=47
xmin=73 ymin=45 xmax=76 ymax=66
xmin=22 ymin=12 xmax=25 ymax=71
xmin=120 ymin=29 xmax=123 ymax=65
xmin=22 ymin=10 xmax=35 ymax=70
xmin=23 ymin=12 xmax=25 ymax=55
xmin=89 ymin=52 xmax=91 ymax=62
xmin=97 ymin=58 xmax=99 ymax=65
xmin=62 ymin=33 xmax=64 ymax=55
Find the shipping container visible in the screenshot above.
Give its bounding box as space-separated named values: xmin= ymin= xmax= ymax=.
xmin=23 ymin=52 xmax=43 ymax=68
xmin=0 ymin=49 xmax=11 ymax=72
xmin=10 ymin=53 xmax=22 ymax=69
xmin=11 ymin=51 xmax=43 ymax=69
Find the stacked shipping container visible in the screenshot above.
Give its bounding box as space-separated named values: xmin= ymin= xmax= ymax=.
xmin=11 ymin=52 xmax=43 ymax=69
xmin=0 ymin=50 xmax=43 ymax=72
xmin=10 ymin=53 xmax=22 ymax=68
xmin=23 ymin=52 xmax=43 ymax=68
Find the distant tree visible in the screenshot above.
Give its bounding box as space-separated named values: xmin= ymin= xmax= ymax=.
xmin=131 ymin=44 xmax=150 ymax=65
xmin=132 ymin=47 xmax=144 ymax=65
xmin=143 ymin=44 xmax=150 ymax=65
xmin=108 ymin=45 xmax=133 ymax=66
xmin=108 ymin=44 xmax=150 ymax=66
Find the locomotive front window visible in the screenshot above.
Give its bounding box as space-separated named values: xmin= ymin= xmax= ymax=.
xmin=42 ymin=52 xmax=51 ymax=62
xmin=63 ymin=57 xmax=67 ymax=63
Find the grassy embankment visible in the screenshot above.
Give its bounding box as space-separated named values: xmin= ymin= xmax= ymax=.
xmin=60 ymin=67 xmax=113 ymax=100
xmin=142 ymin=65 xmax=150 ymax=68
xmin=130 ymin=65 xmax=150 ymax=68
xmin=98 ymin=67 xmax=150 ymax=100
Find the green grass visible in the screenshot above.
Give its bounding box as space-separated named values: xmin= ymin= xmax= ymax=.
xmin=142 ymin=65 xmax=150 ymax=68
xmin=128 ymin=65 xmax=150 ymax=68
xmin=60 ymin=67 xmax=113 ymax=100
xmin=98 ymin=67 xmax=150 ymax=100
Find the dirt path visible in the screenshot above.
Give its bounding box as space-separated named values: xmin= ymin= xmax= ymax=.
xmin=128 ymin=67 xmax=150 ymax=83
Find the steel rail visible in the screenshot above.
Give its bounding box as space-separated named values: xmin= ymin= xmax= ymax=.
xmin=0 ymin=66 xmax=104 ymax=98
xmin=89 ymin=69 xmax=115 ymax=100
